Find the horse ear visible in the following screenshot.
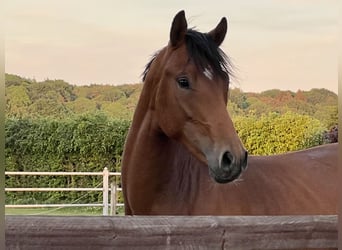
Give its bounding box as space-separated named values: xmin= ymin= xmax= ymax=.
xmin=170 ymin=10 xmax=188 ymax=47
xmin=207 ymin=17 xmax=228 ymax=46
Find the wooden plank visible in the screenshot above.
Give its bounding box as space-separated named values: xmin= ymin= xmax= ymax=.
xmin=5 ymin=215 xmax=337 ymax=249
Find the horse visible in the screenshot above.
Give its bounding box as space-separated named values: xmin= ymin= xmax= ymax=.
xmin=121 ymin=10 xmax=338 ymax=216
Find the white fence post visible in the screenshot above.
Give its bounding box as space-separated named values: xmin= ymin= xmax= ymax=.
xmin=102 ymin=167 xmax=109 ymax=216
xmin=110 ymin=182 xmax=116 ymax=216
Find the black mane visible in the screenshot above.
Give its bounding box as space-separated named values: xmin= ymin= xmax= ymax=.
xmin=142 ymin=29 xmax=234 ymax=82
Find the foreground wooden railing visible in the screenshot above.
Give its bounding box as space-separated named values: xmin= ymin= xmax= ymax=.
xmin=6 ymin=215 xmax=337 ymax=249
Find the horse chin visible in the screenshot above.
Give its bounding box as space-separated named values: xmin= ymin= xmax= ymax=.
xmin=209 ymin=167 xmax=242 ymax=184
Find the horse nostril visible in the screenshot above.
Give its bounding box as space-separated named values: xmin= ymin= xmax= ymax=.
xmin=242 ymin=150 xmax=248 ymax=170
xmin=221 ymin=151 xmax=233 ymax=171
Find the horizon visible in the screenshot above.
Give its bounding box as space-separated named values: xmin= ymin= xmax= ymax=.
xmin=5 ymin=1 xmax=338 ymax=94
xmin=5 ymin=72 xmax=337 ymax=95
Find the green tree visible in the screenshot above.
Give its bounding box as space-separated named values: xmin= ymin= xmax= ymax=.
xmin=229 ymin=88 xmax=249 ymax=110
xmin=313 ymin=105 xmax=338 ymax=129
xmin=6 ymin=85 xmax=31 ymax=117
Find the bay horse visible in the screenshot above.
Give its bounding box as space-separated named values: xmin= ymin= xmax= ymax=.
xmin=121 ymin=10 xmax=338 ymax=215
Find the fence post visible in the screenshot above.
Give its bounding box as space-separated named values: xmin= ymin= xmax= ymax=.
xmin=102 ymin=167 xmax=109 ymax=216
xmin=110 ymin=181 xmax=116 ymax=216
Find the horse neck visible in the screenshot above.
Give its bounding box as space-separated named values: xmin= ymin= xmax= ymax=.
xmin=130 ymin=48 xmax=168 ymax=125
xmin=125 ymin=74 xmax=203 ymax=207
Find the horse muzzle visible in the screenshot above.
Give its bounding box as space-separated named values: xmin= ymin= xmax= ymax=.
xmin=207 ymin=149 xmax=248 ymax=183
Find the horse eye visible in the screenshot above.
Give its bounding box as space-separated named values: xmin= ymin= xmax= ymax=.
xmin=177 ymin=77 xmax=190 ymax=89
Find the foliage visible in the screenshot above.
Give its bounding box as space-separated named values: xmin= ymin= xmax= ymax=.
xmin=5 ymin=73 xmax=35 ymax=87
xmin=235 ymin=88 xmax=338 ymax=125
xmin=234 ymin=112 xmax=325 ymax=155
xmin=6 ymin=84 xmax=32 ymax=117
xmin=313 ymin=105 xmax=338 ymax=129
xmin=5 ymin=113 xmax=130 ymax=205
xmin=5 ymin=73 xmax=338 ymax=128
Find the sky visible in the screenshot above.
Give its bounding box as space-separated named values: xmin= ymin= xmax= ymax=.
xmin=5 ymin=0 xmax=338 ymax=93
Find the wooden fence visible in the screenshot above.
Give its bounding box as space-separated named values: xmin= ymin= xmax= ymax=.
xmin=5 ymin=170 xmax=339 ymax=249
xmin=5 ymin=215 xmax=338 ymax=249
xmin=5 ymin=168 xmax=122 ymax=215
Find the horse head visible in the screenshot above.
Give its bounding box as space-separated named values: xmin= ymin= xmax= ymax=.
xmin=143 ymin=10 xmax=248 ymax=183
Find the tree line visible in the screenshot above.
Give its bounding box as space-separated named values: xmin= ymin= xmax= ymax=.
xmin=5 ymin=73 xmax=338 ymax=128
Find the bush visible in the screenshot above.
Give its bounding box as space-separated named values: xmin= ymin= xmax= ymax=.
xmin=5 ymin=112 xmax=130 ymax=205
xmin=233 ymin=111 xmax=325 ymax=155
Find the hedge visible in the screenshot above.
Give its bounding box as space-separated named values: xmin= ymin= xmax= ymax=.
xmin=5 ymin=112 xmax=130 ymax=205
xmin=5 ymin=111 xmax=327 ymax=205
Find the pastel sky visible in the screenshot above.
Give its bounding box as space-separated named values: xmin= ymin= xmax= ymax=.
xmin=5 ymin=0 xmax=338 ymax=93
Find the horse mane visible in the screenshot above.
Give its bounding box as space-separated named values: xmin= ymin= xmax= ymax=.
xmin=142 ymin=29 xmax=234 ymax=82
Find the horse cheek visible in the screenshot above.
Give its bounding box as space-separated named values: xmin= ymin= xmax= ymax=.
xmin=157 ymin=92 xmax=184 ymax=139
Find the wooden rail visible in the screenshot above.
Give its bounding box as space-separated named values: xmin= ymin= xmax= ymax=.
xmin=5 ymin=215 xmax=337 ymax=249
